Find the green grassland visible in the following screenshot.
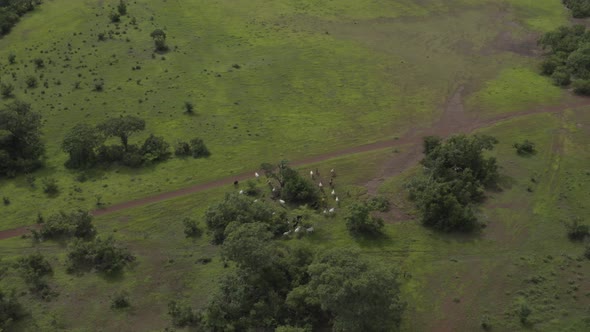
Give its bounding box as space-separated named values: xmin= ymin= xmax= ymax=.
xmin=0 ymin=0 xmax=568 ymax=229
xmin=2 ymin=0 xmax=589 ymax=331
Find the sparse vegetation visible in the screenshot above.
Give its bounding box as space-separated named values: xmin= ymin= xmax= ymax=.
xmin=514 ymin=140 xmax=536 ymax=156
xmin=66 ymin=236 xmax=135 ymax=274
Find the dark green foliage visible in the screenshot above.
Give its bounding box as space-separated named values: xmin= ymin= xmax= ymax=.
xmin=174 ymin=141 xmax=191 ymax=156
xmin=182 ymin=217 xmax=202 ymax=238
xmin=0 ymin=82 xmax=14 ymax=98
xmin=184 ymin=101 xmax=194 ymax=114
xmin=97 ymin=32 xmax=106 ymax=41
xmin=0 ymin=288 xmax=25 ymax=330
xmin=37 ymin=210 xmax=96 ymax=241
xmin=33 ymin=57 xmax=44 ymax=69
xmin=110 ymin=291 xmax=130 ymax=309
xmin=140 ymin=134 xmax=170 ymax=162
xmin=150 ymin=29 xmax=168 ymax=52
xmin=41 ymin=177 xmax=59 ymax=195
xmin=62 ymin=124 xmax=104 ymax=169
xmin=98 ymin=116 xmax=145 ymax=151
xmin=296 ymin=248 xmax=404 ymax=332
xmin=367 ymin=195 xmax=390 ymax=212
xmin=423 ymin=135 xmax=442 ymax=154
xmin=7 ymin=53 xmax=16 ymax=64
xmin=25 ymin=75 xmax=37 ymax=88
xmin=66 ymin=236 xmax=135 ymax=274
xmin=15 ymin=252 xmax=53 ymax=297
xmin=573 ymin=79 xmax=590 ymax=95
xmin=551 ymin=66 xmax=571 ymax=86
xmin=345 ymin=202 xmax=384 ymax=236
xmin=513 ymin=140 xmax=536 ymax=156
xmin=204 ymin=193 xmax=287 ymax=244
xmin=2 ymin=196 xmax=9 ymax=205
xmin=262 ymin=161 xmax=320 ymax=206
xmin=117 ymin=0 xmax=127 ymax=16
xmin=564 ymin=0 xmax=590 ymax=18
xmin=566 ymin=219 xmax=589 ymax=241
xmin=518 ymin=302 xmax=532 ymax=325
xmin=168 ymin=301 xmax=201 ymax=327
xmin=109 ymin=12 xmax=120 ymax=23
xmin=408 ymin=135 xmax=499 ymax=232
xmin=96 ymin=144 xmax=125 ymax=163
xmin=190 ymin=137 xmax=210 ymax=158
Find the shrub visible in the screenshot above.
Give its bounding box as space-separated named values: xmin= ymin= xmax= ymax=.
xmin=585 ymin=245 xmax=590 ymax=260
xmin=140 ymin=134 xmax=170 ymax=162
xmin=109 ymin=12 xmax=121 ymax=23
xmin=174 ymin=141 xmax=191 ymax=156
xmin=518 ymin=302 xmax=531 ymax=325
xmin=66 ymin=236 xmax=135 ymax=274
xmin=0 ymin=82 xmax=14 ymax=98
xmin=38 ymin=210 xmax=96 ymax=240
xmin=8 ymin=53 xmax=16 ymax=64
xmin=566 ymin=219 xmax=589 ymax=241
xmin=117 ymin=0 xmax=127 ymax=16
xmin=367 ymin=196 xmax=390 ymax=212
xmin=15 ymin=252 xmax=53 ymax=297
xmin=97 ymin=144 xmax=125 ymax=163
xmin=168 ymin=301 xmax=201 ymax=327
xmin=540 ymin=57 xmax=560 ymax=75
xmin=345 ymin=203 xmax=384 ymax=236
xmin=551 ymin=67 xmax=571 ymax=86
xmin=42 ymin=177 xmax=59 ymax=195
xmin=513 ymin=140 xmax=536 ymax=156
xmin=2 ymin=197 xmax=9 ymax=205
xmin=190 ymin=138 xmax=210 ymax=158
xmin=110 ymin=291 xmax=130 ymax=309
xmin=93 ymin=80 xmax=104 ymax=91
xmin=97 ymin=32 xmax=106 ymax=41
xmin=183 ymin=218 xmax=202 ymax=238
xmin=184 ymin=101 xmax=194 ymax=114
xmin=0 ymin=289 xmax=25 ymax=330
xmin=25 ymin=75 xmax=37 ymax=88
xmin=33 ymin=58 xmax=44 ymax=69
xmin=121 ymin=151 xmax=143 ymax=168
xmin=573 ymin=79 xmax=590 ymax=95
xmin=564 ymin=0 xmax=590 ymax=18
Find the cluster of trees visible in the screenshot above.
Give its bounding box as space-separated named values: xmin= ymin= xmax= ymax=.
xmin=0 ymin=0 xmax=41 ymax=36
xmin=62 ymin=116 xmax=210 ymax=169
xmin=538 ymin=24 xmax=590 ymax=94
xmin=0 ymin=101 xmax=44 ymax=177
xmin=261 ymin=161 xmax=320 ymax=206
xmin=563 ymin=0 xmax=590 ymax=18
xmin=177 ymin=222 xmax=404 ymax=331
xmin=14 ymin=252 xmax=53 ymax=299
xmin=407 ymin=135 xmax=499 ymax=232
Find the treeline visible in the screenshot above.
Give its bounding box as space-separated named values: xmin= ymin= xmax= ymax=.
xmin=0 ymin=0 xmax=41 ymax=36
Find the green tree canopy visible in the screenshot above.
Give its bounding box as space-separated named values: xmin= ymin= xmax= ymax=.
xmin=62 ymin=124 xmax=104 ymax=169
xmin=98 ymin=116 xmax=145 ymax=151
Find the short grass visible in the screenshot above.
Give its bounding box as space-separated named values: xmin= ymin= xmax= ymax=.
xmin=0 ymin=0 xmax=568 ymax=229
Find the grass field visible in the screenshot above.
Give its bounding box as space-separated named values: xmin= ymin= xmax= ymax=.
xmin=2 ymin=0 xmax=589 ymax=331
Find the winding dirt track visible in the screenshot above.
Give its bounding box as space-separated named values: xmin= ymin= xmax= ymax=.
xmin=1 ymin=96 xmax=589 ymax=240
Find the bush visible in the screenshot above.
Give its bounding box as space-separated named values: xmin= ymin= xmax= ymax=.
xmin=110 ymin=291 xmax=130 ymax=309
xmin=140 ymin=134 xmax=170 ymax=162
xmin=2 ymin=197 xmax=9 ymax=205
xmin=551 ymin=67 xmax=571 ymax=86
xmin=566 ymin=219 xmax=589 ymax=241
xmin=38 ymin=210 xmax=96 ymax=240
xmin=42 ymin=177 xmax=59 ymax=195
xmin=97 ymin=144 xmax=126 ymax=163
xmin=109 ymin=12 xmax=120 ymax=23
xmin=121 ymin=151 xmax=143 ymax=168
xmin=168 ymin=301 xmax=201 ymax=327
xmin=564 ymin=0 xmax=590 ymax=18
xmin=0 ymin=289 xmax=25 ymax=330
xmin=15 ymin=252 xmax=53 ymax=298
xmin=93 ymin=80 xmax=104 ymax=91
xmin=513 ymin=140 xmax=536 ymax=156
xmin=573 ymin=79 xmax=590 ymax=95
xmin=8 ymin=53 xmax=16 ymax=64
xmin=183 ymin=218 xmax=202 ymax=238
xmin=117 ymin=0 xmax=127 ymax=16
xmin=518 ymin=302 xmax=531 ymax=325
xmin=367 ymin=196 xmax=390 ymax=212
xmin=0 ymin=82 xmax=14 ymax=98
xmin=345 ymin=203 xmax=384 ymax=236
xmin=25 ymin=75 xmax=37 ymax=88
xmin=33 ymin=58 xmax=44 ymax=69
xmin=190 ymin=138 xmax=210 ymax=158
xmin=184 ymin=101 xmax=194 ymax=114
xmin=97 ymin=32 xmax=106 ymax=41
xmin=174 ymin=141 xmax=191 ymax=156
xmin=66 ymin=236 xmax=135 ymax=274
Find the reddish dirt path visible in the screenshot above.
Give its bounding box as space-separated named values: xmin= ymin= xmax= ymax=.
xmin=1 ymin=96 xmax=590 ymax=241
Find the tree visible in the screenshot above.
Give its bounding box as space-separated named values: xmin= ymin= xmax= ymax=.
xmin=150 ymin=29 xmax=168 ymax=51
xmin=296 ymin=248 xmax=404 ymax=332
xmin=98 ymin=116 xmax=145 ymax=151
xmin=15 ymin=252 xmax=53 ymax=297
xmin=25 ymin=75 xmax=37 ymax=88
xmin=513 ymin=140 xmax=536 ymax=156
xmin=184 ymin=101 xmax=194 ymax=114
xmin=564 ymin=0 xmax=590 ymax=18
xmin=62 ymin=124 xmax=104 ymax=169
xmin=0 ymin=288 xmax=25 ymax=330
xmin=37 ymin=210 xmax=96 ymax=241
xmin=190 ymin=138 xmax=210 ymax=158
xmin=345 ymin=202 xmax=384 ymax=236
xmin=117 ymin=0 xmax=127 ymax=16
xmin=182 ymin=217 xmax=202 ymax=238
xmin=66 ymin=236 xmax=135 ymax=274
xmin=140 ymin=134 xmax=170 ymax=162
xmin=0 ymin=101 xmax=44 ymax=176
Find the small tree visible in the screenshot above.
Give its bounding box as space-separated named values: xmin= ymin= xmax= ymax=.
xmin=150 ymin=29 xmax=168 ymax=52
xmin=174 ymin=141 xmax=191 ymax=156
xmin=8 ymin=53 xmax=16 ymax=64
xmin=25 ymin=75 xmax=37 ymax=88
xmin=140 ymin=134 xmax=170 ymax=162
xmin=62 ymin=124 xmax=104 ymax=169
xmin=345 ymin=203 xmax=384 ymax=236
xmin=566 ymin=218 xmax=589 ymax=241
xmin=66 ymin=236 xmax=135 ymax=274
xmin=109 ymin=12 xmax=121 ymax=23
xmin=98 ymin=116 xmax=146 ymax=151
xmin=184 ymin=101 xmax=194 ymax=114
xmin=42 ymin=177 xmax=59 ymax=195
xmin=513 ymin=140 xmax=536 ymax=156
xmin=183 ymin=218 xmax=202 ymax=238
xmin=0 ymin=82 xmax=14 ymax=98
xmin=33 ymin=58 xmax=44 ymax=69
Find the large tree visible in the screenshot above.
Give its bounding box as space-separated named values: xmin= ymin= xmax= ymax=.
xmin=62 ymin=124 xmax=104 ymax=169
xmin=0 ymin=100 xmax=44 ymax=176
xmin=98 ymin=116 xmax=145 ymax=151
xmin=291 ymin=248 xmax=405 ymax=332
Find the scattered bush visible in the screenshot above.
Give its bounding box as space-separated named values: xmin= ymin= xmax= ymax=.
xmin=190 ymin=138 xmax=210 ymax=158
xmin=0 ymin=82 xmax=14 ymax=98
xmin=33 ymin=57 xmax=44 ymax=69
xmin=2 ymin=197 xmax=9 ymax=205
xmin=109 ymin=12 xmax=120 ymax=23
xmin=183 ymin=217 xmax=202 ymax=238
xmin=566 ymin=218 xmax=589 ymax=241
xmin=117 ymin=0 xmax=127 ymax=16
xmin=15 ymin=252 xmax=53 ymax=298
xmin=513 ymin=140 xmax=536 ymax=156
xmin=174 ymin=141 xmax=191 ymax=156
xmin=8 ymin=53 xmax=16 ymax=64
xmin=140 ymin=134 xmax=170 ymax=163
xmin=367 ymin=195 xmax=390 ymax=212
xmin=0 ymin=289 xmax=25 ymax=330
xmin=518 ymin=302 xmax=531 ymax=325
xmin=42 ymin=177 xmax=59 ymax=195
xmin=184 ymin=101 xmax=194 ymax=114
xmin=168 ymin=301 xmax=201 ymax=327
xmin=97 ymin=32 xmax=106 ymax=41
xmin=66 ymin=236 xmax=135 ymax=274
xmin=93 ymin=80 xmax=104 ymax=91
xmin=110 ymin=291 xmax=130 ymax=309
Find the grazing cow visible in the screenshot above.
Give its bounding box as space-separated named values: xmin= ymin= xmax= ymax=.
xmin=323 ymin=209 xmax=328 ymax=214
xmin=318 ymin=181 xmax=323 ymax=188
xmin=306 ymin=227 xmax=314 ymax=233
xmin=310 ymin=170 xmax=314 ymax=179
xmin=331 ymin=189 xmax=335 ymax=196
xmin=283 ymin=231 xmax=291 ymax=236
xmin=255 ymin=172 xmax=260 ymax=178
xmin=294 ymin=226 xmax=302 ymax=233
xmin=279 ymin=199 xmax=285 ymax=204
xmin=335 ymin=196 xmax=339 ymax=203
xmin=239 ymin=190 xmax=244 ymax=194
xmin=233 ymin=180 xmax=239 ymax=187
xmin=329 ymin=207 xmax=335 ymax=213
